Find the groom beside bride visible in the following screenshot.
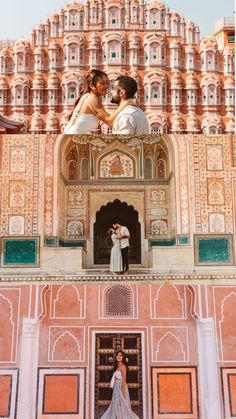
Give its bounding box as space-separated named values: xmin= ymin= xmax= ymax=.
xmin=108 ymin=223 xmax=130 ymax=275
xmin=63 ymin=69 xmax=149 ymax=135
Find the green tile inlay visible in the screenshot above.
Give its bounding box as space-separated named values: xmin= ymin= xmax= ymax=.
xmin=59 ymin=240 xmax=86 ymax=248
xmin=44 ymin=237 xmax=58 ymax=246
xmin=178 ymin=235 xmax=190 ymax=245
xmin=198 ymin=238 xmax=230 ymax=263
xmin=150 ymin=238 xmax=176 ymax=247
xmin=2 ymin=238 xmax=39 ymax=266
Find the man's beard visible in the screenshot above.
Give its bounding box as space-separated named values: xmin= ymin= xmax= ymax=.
xmin=110 ymin=94 xmax=120 ymax=105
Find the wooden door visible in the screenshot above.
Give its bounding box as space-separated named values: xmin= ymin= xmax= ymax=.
xmin=94 ymin=333 xmax=143 ymax=418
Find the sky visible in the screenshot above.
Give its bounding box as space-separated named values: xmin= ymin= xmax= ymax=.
xmin=0 ymin=0 xmax=234 ymax=40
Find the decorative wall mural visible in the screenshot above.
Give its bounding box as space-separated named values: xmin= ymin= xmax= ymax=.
xmin=9 ymin=215 xmax=25 ymax=235
xmin=209 ymin=213 xmax=225 ymax=233
xmin=10 ymin=147 xmax=26 ymax=172
xmin=99 ymin=151 xmax=134 ymax=178
xmin=208 ymin=179 xmax=225 ymax=205
xmin=207 ymin=145 xmax=223 ymax=170
xmin=151 ymin=219 xmax=168 ymax=236
xmin=9 ymin=182 xmax=25 ymax=207
xmin=151 ymin=190 xmax=166 ymax=204
xmin=66 ymin=220 xmax=84 ymax=237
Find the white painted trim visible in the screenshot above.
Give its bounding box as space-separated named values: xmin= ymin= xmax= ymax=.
xmin=197 ymin=318 xmax=222 ymax=419
xmin=150 ymin=326 xmax=189 ymax=362
xmin=150 ymin=284 xmax=187 ymax=319
xmin=0 ymin=288 xmax=21 ymax=364
xmin=48 ymin=326 xmax=86 ymax=362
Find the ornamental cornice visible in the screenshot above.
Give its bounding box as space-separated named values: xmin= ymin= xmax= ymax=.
xmin=1 ymin=272 xmax=236 ymax=283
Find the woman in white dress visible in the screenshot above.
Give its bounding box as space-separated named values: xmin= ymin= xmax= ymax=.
xmin=63 ymin=69 xmax=135 ymax=134
xmin=108 ymin=228 xmax=123 ymax=274
xmin=100 ymin=351 xmax=139 ymax=419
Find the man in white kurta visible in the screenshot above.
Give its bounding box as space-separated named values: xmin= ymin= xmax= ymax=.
xmin=116 ymin=223 xmax=130 ymax=275
xmin=111 ymin=76 xmax=149 ymax=135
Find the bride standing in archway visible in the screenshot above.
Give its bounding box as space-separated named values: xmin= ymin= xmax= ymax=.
xmin=108 ymin=227 xmax=123 ymax=275
xmin=100 ymin=351 xmax=139 ymax=419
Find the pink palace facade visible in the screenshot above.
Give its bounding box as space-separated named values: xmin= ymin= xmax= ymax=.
xmin=0 ymin=0 xmax=234 ymax=134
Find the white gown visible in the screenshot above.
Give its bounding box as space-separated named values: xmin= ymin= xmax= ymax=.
xmin=110 ymin=233 xmax=123 ymax=273
xmin=63 ymin=113 xmax=100 ymax=134
xmin=100 ymin=370 xmax=139 ymax=419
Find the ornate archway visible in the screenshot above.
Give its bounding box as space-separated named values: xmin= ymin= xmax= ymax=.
xmin=94 ymin=199 xmax=141 ymax=265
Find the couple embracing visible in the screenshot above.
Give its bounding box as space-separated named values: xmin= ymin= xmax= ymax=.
xmin=63 ymin=69 xmax=149 ymax=135
xmin=108 ymin=223 xmax=130 ymax=275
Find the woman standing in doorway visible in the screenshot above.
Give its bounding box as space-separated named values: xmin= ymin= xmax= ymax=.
xmin=100 ymin=351 xmax=139 ymax=419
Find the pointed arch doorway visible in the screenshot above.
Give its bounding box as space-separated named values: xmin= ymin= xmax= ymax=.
xmin=94 ymin=199 xmax=141 ymax=265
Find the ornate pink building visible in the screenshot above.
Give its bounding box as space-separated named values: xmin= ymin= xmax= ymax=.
xmin=0 ymin=0 xmax=234 ymax=134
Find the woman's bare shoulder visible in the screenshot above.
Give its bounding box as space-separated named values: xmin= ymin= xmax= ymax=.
xmin=87 ymin=93 xmax=102 ymax=109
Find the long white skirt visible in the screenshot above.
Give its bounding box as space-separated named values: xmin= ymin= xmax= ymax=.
xmin=110 ymin=244 xmax=123 ymax=273
xmin=100 ymin=380 xmax=139 ymax=419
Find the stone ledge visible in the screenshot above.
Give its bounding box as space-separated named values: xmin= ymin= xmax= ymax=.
xmin=1 ymin=272 xmax=236 ymax=284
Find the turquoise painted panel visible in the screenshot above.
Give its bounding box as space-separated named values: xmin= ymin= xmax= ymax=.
xmin=44 ymin=237 xmax=58 ymax=246
xmin=178 ymin=235 xmax=190 ymax=245
xmin=198 ymin=238 xmax=230 ymax=263
xmin=59 ymin=240 xmax=86 ymax=248
xmin=150 ymin=238 xmax=176 ymax=247
xmin=2 ymin=238 xmax=39 ymax=266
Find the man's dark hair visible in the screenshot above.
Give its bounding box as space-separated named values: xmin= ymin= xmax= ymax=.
xmin=116 ymin=76 xmax=137 ymax=99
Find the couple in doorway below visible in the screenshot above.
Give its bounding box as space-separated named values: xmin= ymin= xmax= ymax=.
xmin=108 ymin=223 xmax=130 ymax=275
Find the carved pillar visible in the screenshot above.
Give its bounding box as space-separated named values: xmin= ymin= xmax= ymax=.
xmin=197 ymin=318 xmax=222 ymax=419
xmin=17 ymin=318 xmax=39 ymax=419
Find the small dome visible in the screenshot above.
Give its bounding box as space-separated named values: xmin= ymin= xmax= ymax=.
xmin=49 ymin=41 xmax=60 ymax=50
xmin=185 ymin=45 xmax=195 ymax=54
xmin=171 ymin=9 xmax=181 ymax=18
xmin=224 ymin=78 xmax=234 ymax=89
xmin=187 ymin=115 xmax=199 ymax=130
xmin=186 ymin=73 xmax=198 ymax=88
xmin=48 ymin=72 xmax=60 ymax=88
xmin=225 ymin=119 xmax=235 ymax=132
xmin=171 ymin=72 xmax=182 ymax=88
xmin=0 ymin=77 xmax=8 ymax=88
xmin=32 ymin=74 xmax=45 ymax=88
xmin=46 ymin=114 xmax=58 ymax=130
xmin=34 ymin=46 xmax=45 ymax=54
xmin=170 ymin=39 xmax=180 ymax=48
xmin=30 ymin=115 xmax=44 ymax=130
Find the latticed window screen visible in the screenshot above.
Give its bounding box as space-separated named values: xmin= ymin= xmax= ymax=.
xmin=105 ymin=285 xmax=132 ymax=317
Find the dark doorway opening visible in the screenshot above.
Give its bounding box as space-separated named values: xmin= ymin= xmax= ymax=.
xmin=94 ymin=199 xmax=141 ymax=265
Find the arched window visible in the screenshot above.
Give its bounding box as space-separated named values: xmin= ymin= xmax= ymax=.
xmin=68 ymin=84 xmax=76 ymax=103
xmin=151 ymin=84 xmax=161 ymax=104
xmin=151 ymin=124 xmax=162 ymax=134
xmin=149 ymin=8 xmax=160 ymax=29
xmin=69 ymin=11 xmax=79 ymax=28
xmin=81 ymin=159 xmax=89 ymax=180
xmin=150 ymin=43 xmax=159 ymax=65
xmin=108 ymin=7 xmax=120 ymax=28
xmin=105 ymin=284 xmax=132 ymax=317
xmin=156 ymin=158 xmax=166 ymax=179
xmin=68 ymin=160 xmax=77 ymax=180
xmin=108 ymin=41 xmax=121 ymax=64
xmin=145 ymin=158 xmax=152 ymax=179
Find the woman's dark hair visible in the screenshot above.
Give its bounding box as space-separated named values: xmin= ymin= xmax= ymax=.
xmin=66 ymin=69 xmax=108 ymax=121
xmin=113 ymin=350 xmax=128 ymax=372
